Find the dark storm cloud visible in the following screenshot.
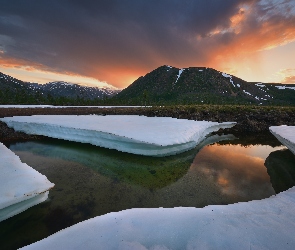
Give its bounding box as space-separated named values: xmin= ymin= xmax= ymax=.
xmin=0 ymin=0 xmax=293 ymax=87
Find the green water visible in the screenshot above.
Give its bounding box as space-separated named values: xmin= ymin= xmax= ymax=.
xmin=1 ymin=133 xmax=295 ymax=249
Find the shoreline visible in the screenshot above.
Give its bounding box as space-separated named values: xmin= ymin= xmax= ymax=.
xmin=1 ymin=106 xmax=294 ymax=143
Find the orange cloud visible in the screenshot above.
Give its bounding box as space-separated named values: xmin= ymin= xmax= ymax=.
xmin=196 ymin=3 xmax=295 ymax=78
xmin=282 ymin=75 xmax=295 ymax=84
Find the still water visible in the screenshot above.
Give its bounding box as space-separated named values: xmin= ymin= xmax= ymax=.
xmin=1 ymin=132 xmax=295 ymax=249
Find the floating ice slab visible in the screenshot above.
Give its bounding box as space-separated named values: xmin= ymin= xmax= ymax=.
xmin=0 ymin=143 xmax=54 ymax=222
xmin=0 ymin=115 xmax=236 ymax=156
xmin=21 ymin=186 xmax=295 ymax=250
xmin=270 ymin=126 xmax=295 ymax=155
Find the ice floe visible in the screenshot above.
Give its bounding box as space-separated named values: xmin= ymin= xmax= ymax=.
xmin=0 ymin=115 xmax=236 ymax=156
xmin=270 ymin=126 xmax=295 ymax=155
xmin=21 ymin=186 xmax=295 ymax=250
xmin=0 ymin=143 xmax=54 ymax=222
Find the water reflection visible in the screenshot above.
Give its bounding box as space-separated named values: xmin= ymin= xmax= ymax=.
xmin=7 ymin=134 xmax=234 ymax=190
xmin=265 ymin=149 xmax=295 ymax=193
xmin=0 ymin=136 xmax=292 ymax=249
xmin=191 ymin=145 xmax=276 ymax=201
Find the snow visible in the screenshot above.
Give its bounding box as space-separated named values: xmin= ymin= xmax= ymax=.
xmin=21 ymin=186 xmax=295 ymax=250
xmin=0 ymin=115 xmax=236 ymax=156
xmin=166 ymin=65 xmax=173 ymax=71
xmin=243 ymin=90 xmax=252 ymax=96
xmin=222 ymin=72 xmax=235 ymax=87
xmin=256 ymin=83 xmax=265 ymax=87
xmin=270 ymin=126 xmax=295 ymax=155
xmin=175 ymin=68 xmax=185 ymax=83
xmin=0 ymin=143 xmax=54 ymax=222
xmin=275 ymin=85 xmax=295 ymax=90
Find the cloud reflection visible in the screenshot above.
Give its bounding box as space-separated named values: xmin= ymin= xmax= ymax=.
xmin=191 ymin=144 xmax=275 ymax=200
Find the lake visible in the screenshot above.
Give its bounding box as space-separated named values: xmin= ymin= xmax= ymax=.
xmin=1 ymin=132 xmax=295 ymax=249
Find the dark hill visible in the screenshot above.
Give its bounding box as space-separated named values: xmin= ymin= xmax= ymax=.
xmin=114 ymin=65 xmax=295 ymax=105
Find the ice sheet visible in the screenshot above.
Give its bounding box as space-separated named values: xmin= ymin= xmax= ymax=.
xmin=0 ymin=192 xmax=49 ymax=222
xmin=0 ymin=143 xmax=54 ymax=221
xmin=270 ymin=126 xmax=295 ymax=155
xmin=0 ymin=115 xmax=236 ymax=156
xmin=21 ymin=186 xmax=295 ymax=250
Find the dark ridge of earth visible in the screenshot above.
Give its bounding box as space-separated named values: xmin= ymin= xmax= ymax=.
xmin=0 ymin=106 xmax=294 ymax=143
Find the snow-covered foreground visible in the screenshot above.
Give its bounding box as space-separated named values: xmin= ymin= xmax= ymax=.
xmin=0 ymin=143 xmax=54 ymax=222
xmin=21 ymin=186 xmax=295 ymax=250
xmin=0 ymin=115 xmax=236 ymax=156
xmin=270 ymin=126 xmax=295 ymax=155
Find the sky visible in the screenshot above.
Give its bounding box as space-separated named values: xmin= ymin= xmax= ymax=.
xmin=0 ymin=0 xmax=295 ymax=89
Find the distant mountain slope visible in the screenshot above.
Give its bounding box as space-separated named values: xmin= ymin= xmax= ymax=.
xmin=114 ymin=65 xmax=295 ymax=105
xmin=0 ymin=72 xmax=120 ymax=105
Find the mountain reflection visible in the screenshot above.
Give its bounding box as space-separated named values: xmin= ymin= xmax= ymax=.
xmin=265 ymin=149 xmax=295 ymax=193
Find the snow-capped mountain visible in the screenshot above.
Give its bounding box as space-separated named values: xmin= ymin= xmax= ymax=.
xmin=31 ymin=81 xmax=120 ymax=100
xmin=0 ymin=72 xmax=120 ymax=104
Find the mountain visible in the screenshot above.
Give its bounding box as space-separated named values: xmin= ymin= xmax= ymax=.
xmin=113 ymin=65 xmax=295 ymax=105
xmin=2 ymin=66 xmax=295 ymax=106
xmin=0 ymin=72 xmax=120 ymax=105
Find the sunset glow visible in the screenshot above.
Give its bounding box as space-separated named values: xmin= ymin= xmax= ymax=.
xmin=0 ymin=0 xmax=294 ymax=88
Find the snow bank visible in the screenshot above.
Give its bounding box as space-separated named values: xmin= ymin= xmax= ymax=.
xmin=0 ymin=143 xmax=54 ymax=222
xmin=21 ymin=186 xmax=295 ymax=250
xmin=0 ymin=115 xmax=236 ymax=156
xmin=270 ymin=126 xmax=295 ymax=155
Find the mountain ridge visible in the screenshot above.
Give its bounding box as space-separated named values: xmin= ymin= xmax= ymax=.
xmin=113 ymin=65 xmax=295 ymax=105
xmin=0 ymin=72 xmax=120 ymax=105
xmin=1 ymin=66 xmax=295 ymax=105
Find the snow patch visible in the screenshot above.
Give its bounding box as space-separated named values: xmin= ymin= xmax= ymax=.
xmin=255 ymin=83 xmax=265 ymax=87
xmin=0 ymin=143 xmax=54 ymax=222
xmin=166 ymin=65 xmax=173 ymax=71
xmin=21 ymin=186 xmax=295 ymax=250
xmin=270 ymin=126 xmax=295 ymax=155
xmin=243 ymin=90 xmax=252 ymax=96
xmin=222 ymin=73 xmax=235 ymax=87
xmin=275 ymin=85 xmax=295 ymax=90
xmin=0 ymin=115 xmax=236 ymax=157
xmin=175 ymin=68 xmax=185 ymax=83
